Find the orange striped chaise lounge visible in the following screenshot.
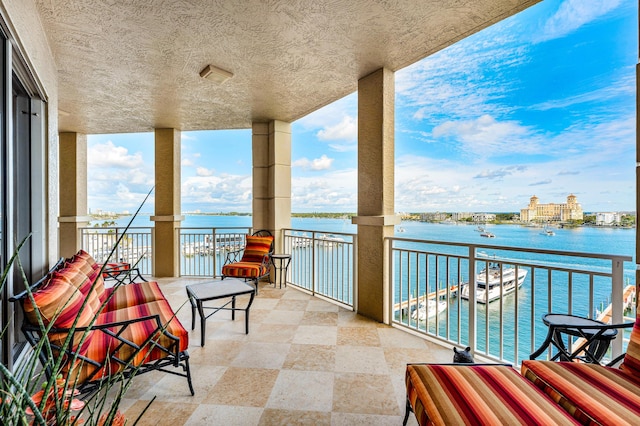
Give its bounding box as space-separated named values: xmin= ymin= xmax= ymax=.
xmin=404 ymin=363 xmax=580 ymax=425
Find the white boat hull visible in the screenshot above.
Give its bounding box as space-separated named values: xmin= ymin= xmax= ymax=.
xmin=461 ymin=265 xmax=527 ymax=304
xmin=411 ymin=299 xmax=447 ymax=321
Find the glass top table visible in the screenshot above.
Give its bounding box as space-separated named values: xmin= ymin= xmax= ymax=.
xmin=186 ymin=278 xmax=256 ymax=346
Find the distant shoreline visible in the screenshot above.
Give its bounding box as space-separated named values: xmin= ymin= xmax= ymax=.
xmin=90 ymin=213 xmax=635 ymax=230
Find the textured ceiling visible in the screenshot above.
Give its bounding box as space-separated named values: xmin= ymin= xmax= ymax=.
xmin=35 ymin=0 xmax=539 ymax=134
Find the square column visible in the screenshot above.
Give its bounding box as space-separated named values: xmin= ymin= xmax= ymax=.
xmin=58 ymin=132 xmax=90 ymax=258
xmin=152 ymin=128 xmax=183 ymax=277
xmin=252 ymin=121 xmax=291 ymax=253
xmin=352 ymin=68 xmax=400 ymax=323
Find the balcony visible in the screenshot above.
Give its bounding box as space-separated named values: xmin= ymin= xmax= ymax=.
xmin=117 ymin=276 xmax=450 ymax=424
xmin=81 ymin=226 xmax=635 ymax=368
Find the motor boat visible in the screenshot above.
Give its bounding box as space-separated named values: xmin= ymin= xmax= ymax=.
xmin=461 ymin=262 xmax=527 ymax=303
xmin=411 ymin=298 xmax=447 ymax=321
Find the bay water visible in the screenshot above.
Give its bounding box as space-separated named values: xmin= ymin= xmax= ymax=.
xmin=108 ymin=214 xmax=636 ymax=363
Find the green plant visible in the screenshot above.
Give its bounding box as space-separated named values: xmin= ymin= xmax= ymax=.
xmin=0 ymin=189 xmax=157 ymax=425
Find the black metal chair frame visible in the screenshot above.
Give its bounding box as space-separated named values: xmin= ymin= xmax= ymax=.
xmin=102 ymin=266 xmax=148 ymax=285
xmin=10 ymin=259 xmax=194 ymax=398
xmin=221 ymin=229 xmax=274 ymax=293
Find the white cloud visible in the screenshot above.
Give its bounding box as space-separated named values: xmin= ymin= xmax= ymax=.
xmin=87 ymin=140 xmax=154 ymax=211
xmin=293 ymin=155 xmax=334 ymax=171
xmin=531 ymin=73 xmax=635 ymax=111
xmin=196 ymin=167 xmax=214 ymax=177
xmin=88 ymin=141 xmax=144 ymax=168
xmin=537 ymin=0 xmax=622 ymax=42
xmin=182 ymin=159 xmax=194 ymax=167
xmin=182 ymin=173 xmax=252 ymax=210
xmin=317 ymin=115 xmax=357 ymax=142
xmin=474 ymin=166 xmax=528 ymax=180
xmin=296 ymin=93 xmax=357 ymax=130
xmin=292 ymin=168 xmax=357 ymax=211
xmin=432 ymin=115 xmax=537 ymax=156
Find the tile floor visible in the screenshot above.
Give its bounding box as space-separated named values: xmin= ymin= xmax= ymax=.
xmin=118 ymin=277 xmax=452 ymax=425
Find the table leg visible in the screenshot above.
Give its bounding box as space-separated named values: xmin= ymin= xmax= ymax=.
xmin=551 ymin=329 xmax=572 ymax=361
xmin=530 ymin=326 xmax=555 ymax=360
xmin=245 ymin=290 xmax=256 ymax=334
xmin=197 ymin=300 xmax=206 ymax=347
xmin=232 ymin=296 xmax=236 ymax=321
xmin=189 ymin=296 xmax=196 ymax=331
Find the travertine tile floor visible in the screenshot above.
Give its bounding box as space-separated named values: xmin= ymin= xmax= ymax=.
xmin=118 ymin=277 xmax=452 ymax=425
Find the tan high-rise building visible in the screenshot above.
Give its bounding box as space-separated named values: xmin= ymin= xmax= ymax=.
xmin=520 ymin=194 xmax=583 ymax=222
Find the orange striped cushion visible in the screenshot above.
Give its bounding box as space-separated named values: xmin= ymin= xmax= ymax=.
xmin=66 ymin=299 xmax=189 ymax=384
xmin=23 ymin=274 xmax=96 ymax=350
xmin=522 ymin=360 xmax=640 ymax=425
xmin=240 ymin=235 xmax=273 ymax=263
xmin=620 ymin=315 xmax=640 ymax=377
xmin=67 ymin=250 xmax=106 ymax=301
xmin=23 ymin=274 xmax=94 ymax=328
xmin=222 ymin=262 xmax=268 ymax=278
xmin=55 ymin=265 xmax=101 ymax=313
xmin=102 ymin=281 xmax=166 ymax=311
xmin=405 ymin=364 xmax=579 ymax=425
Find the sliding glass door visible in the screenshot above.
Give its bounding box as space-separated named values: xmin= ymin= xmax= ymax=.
xmin=0 ymin=31 xmax=47 ymax=369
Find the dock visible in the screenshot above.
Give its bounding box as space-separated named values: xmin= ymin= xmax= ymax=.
xmin=571 ymin=285 xmax=636 ymax=357
xmin=393 ymin=285 xmax=458 ymax=315
xmin=595 ymin=284 xmax=636 ymax=324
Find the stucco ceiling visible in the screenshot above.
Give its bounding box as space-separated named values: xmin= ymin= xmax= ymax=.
xmin=35 ymin=0 xmax=539 ymax=134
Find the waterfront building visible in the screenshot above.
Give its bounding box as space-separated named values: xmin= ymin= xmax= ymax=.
xmin=420 ymin=212 xmax=449 ymax=222
xmin=472 ymin=213 xmax=496 ymax=222
xmin=452 ymin=212 xmax=473 ymax=221
xmin=520 ymin=194 xmax=584 ymax=223
xmin=596 ymin=212 xmax=622 ymax=226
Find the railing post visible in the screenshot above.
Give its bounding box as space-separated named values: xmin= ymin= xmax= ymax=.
xmin=611 ymin=256 xmax=625 ymax=359
xmin=311 ymin=231 xmax=316 ymax=296
xmin=353 ymin=235 xmax=358 ymax=312
xmin=468 ymin=246 xmax=477 ymax=355
xmin=115 ymin=227 xmax=121 ymax=263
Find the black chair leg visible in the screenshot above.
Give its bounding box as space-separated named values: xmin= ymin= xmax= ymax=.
xmin=403 ymin=396 xmax=412 ymax=425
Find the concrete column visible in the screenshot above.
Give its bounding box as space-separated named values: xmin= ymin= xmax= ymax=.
xmin=352 ymin=68 xmax=400 ymax=323
xmin=58 ymin=132 xmax=90 ymax=258
xmin=252 ymin=120 xmax=291 ymax=253
xmin=151 ymin=128 xmax=183 ymax=277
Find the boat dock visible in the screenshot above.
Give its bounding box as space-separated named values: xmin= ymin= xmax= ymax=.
xmin=571 ymin=285 xmax=636 ymax=356
xmin=393 ymin=285 xmax=458 ymax=315
xmin=594 ymin=284 xmax=636 ymax=323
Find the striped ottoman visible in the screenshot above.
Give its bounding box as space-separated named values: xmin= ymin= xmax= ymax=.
xmin=404 ymin=364 xmax=580 ymax=425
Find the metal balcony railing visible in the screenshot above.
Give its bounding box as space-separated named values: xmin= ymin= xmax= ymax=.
xmin=80 ymin=226 xmax=634 ymax=366
xmin=281 ymin=229 xmax=356 ymax=308
xmin=80 ymin=227 xmax=153 ymax=274
xmin=387 ymin=236 xmax=634 ymax=366
xmin=178 ymin=227 xmax=251 ymax=276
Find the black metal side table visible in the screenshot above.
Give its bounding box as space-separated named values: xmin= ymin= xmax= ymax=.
xmin=270 ymin=254 xmax=292 ymax=288
xmin=529 ymin=313 xmax=618 ymax=364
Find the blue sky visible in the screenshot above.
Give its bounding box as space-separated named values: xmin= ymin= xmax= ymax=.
xmin=87 ymin=0 xmax=636 ymax=214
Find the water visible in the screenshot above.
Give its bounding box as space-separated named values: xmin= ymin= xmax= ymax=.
xmin=105 ymin=213 xmax=635 ymax=268
xmin=102 ymin=214 xmax=635 ymax=363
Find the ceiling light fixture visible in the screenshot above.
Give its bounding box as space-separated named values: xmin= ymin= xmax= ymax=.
xmin=199 ymin=64 xmax=233 ymax=84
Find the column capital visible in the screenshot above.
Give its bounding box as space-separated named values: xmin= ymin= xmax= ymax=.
xmin=58 ymin=215 xmax=91 ymax=223
xmin=150 ymin=215 xmax=184 ymax=222
xmin=351 ymin=215 xmax=400 ymax=226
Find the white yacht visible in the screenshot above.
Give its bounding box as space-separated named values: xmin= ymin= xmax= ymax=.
xmin=461 ymin=263 xmax=527 ymax=304
xmin=411 ymin=298 xmax=447 ymax=321
xmin=541 ymin=226 xmax=555 ymax=236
